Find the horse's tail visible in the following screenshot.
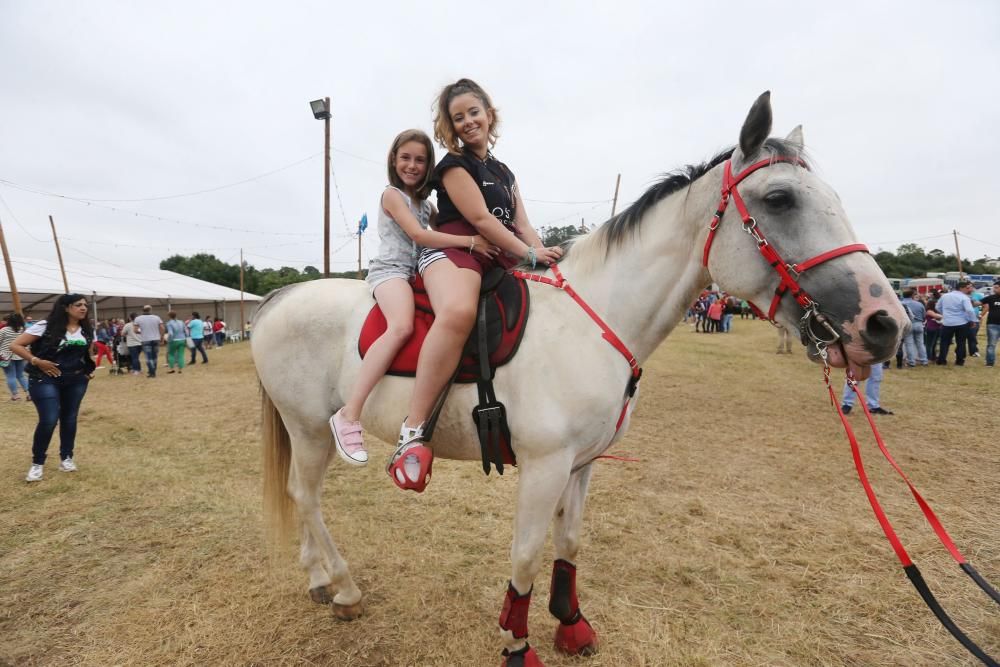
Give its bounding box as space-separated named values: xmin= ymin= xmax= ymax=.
xmin=261 ymin=384 xmax=295 ymax=546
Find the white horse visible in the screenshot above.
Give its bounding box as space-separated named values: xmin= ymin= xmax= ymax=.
xmin=253 ymin=92 xmax=908 ymax=666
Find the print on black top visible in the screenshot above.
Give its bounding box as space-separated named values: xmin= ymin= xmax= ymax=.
xmin=434 ymin=149 xmax=518 ymax=232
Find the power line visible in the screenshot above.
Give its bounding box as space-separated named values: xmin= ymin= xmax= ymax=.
xmin=957 ymin=232 xmax=1000 ymax=251
xmin=329 ymin=155 xmax=355 ymax=236
xmin=30 ymin=152 xmax=323 ymax=203
xmin=0 ymin=190 xmax=46 ymax=242
xmin=0 ymin=181 xmax=321 ymax=237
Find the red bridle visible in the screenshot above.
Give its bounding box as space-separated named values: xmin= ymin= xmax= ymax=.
xmin=701 ymin=156 xmax=869 ymax=323
xmin=702 ymin=156 xmax=1000 ymax=663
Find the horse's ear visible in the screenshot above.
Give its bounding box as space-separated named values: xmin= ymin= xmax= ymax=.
xmin=734 ymin=91 xmax=772 ymax=167
xmin=785 ymin=124 xmax=804 ymax=150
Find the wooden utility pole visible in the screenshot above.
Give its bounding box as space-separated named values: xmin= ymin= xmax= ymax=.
xmin=239 ymin=248 xmax=246 ymax=341
xmin=610 ymin=173 xmax=621 ymax=217
xmin=0 ymin=216 xmax=23 ymax=315
xmin=49 ymin=215 xmax=69 ymax=292
xmin=357 ymin=234 xmax=363 ymax=279
xmin=323 ymin=97 xmax=331 ymax=278
xmin=952 ymin=229 xmax=964 ymax=278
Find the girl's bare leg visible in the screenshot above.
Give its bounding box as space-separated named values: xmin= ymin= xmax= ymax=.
xmin=341 ymin=279 xmax=414 ymax=422
xmin=404 ymin=260 xmax=481 ymax=426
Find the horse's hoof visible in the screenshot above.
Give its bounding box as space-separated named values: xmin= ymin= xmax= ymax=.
xmin=554 ymin=614 xmax=598 ymax=656
xmin=308 ymin=586 xmax=334 ymax=605
xmin=332 ymin=600 xmax=364 ymax=621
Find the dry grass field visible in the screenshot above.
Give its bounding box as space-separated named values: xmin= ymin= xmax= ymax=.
xmin=1 ymin=320 xmax=997 ymax=666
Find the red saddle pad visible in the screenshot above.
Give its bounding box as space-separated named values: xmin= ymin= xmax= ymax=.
xmin=358 ymin=274 xmax=529 ymax=383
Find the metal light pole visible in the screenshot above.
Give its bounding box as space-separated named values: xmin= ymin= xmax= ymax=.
xmin=310 ymin=97 xmax=332 ymax=277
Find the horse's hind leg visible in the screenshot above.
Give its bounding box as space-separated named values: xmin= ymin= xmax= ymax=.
xmin=287 ymin=428 xmax=363 ymax=620
xmin=498 ymin=453 xmax=572 ymax=665
xmin=549 ymin=464 xmax=598 ymax=656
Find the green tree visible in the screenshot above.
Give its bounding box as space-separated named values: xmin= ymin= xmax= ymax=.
xmin=538 ymin=225 xmax=586 ymax=247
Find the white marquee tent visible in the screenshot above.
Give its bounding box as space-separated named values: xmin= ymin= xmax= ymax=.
xmin=1 ymin=256 xmax=262 ymax=324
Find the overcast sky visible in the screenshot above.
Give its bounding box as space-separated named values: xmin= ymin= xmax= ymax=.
xmin=2 ymin=1 xmax=998 ymax=280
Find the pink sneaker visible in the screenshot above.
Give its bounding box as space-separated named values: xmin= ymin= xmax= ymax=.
xmin=329 ymin=409 xmax=368 ymax=466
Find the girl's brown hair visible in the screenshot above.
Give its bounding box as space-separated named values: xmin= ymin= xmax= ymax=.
xmin=433 ymin=78 xmax=501 ymax=155
xmin=387 ymin=129 xmax=436 ymax=201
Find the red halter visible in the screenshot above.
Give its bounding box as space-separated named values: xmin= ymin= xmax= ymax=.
xmin=701 ymin=156 xmax=869 ymax=322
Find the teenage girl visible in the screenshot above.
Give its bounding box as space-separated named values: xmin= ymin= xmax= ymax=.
xmin=329 ymin=129 xmax=496 ymax=466
xmin=386 ymin=79 xmax=563 ymax=491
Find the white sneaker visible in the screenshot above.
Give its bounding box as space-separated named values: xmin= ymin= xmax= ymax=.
xmin=26 ymin=464 xmax=44 ymax=482
xmin=59 ymin=458 xmax=78 ymax=472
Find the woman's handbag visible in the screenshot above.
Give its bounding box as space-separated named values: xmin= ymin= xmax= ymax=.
xmin=185 ymin=337 xmax=195 ymax=349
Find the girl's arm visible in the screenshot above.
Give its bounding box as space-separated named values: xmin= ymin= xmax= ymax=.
xmin=441 ymin=170 xmax=561 ymax=264
xmin=383 ymin=189 xmax=495 ymax=257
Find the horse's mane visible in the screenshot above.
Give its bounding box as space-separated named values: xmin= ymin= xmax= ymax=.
xmin=559 ymin=138 xmax=807 ymax=266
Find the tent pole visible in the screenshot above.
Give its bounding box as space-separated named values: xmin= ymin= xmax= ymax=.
xmin=49 ymin=215 xmax=70 ymax=293
xmin=92 ymin=291 xmax=98 ymax=325
xmin=0 ymin=216 xmax=23 ymax=315
xmin=239 ymin=249 xmax=245 ymax=342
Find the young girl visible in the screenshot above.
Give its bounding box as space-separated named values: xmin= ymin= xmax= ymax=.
xmin=329 ymin=129 xmax=496 ymax=466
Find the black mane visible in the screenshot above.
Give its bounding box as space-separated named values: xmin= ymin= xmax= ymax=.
xmin=561 ymin=138 xmax=806 ymax=260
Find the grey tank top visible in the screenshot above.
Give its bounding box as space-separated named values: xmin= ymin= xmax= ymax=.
xmin=366 ymin=186 xmax=433 ymax=282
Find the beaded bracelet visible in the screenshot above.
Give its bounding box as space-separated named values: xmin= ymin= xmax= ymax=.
xmin=524 ymin=246 xmax=537 ymax=269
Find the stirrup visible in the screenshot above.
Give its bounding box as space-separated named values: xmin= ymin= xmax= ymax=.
xmin=386 ymin=432 xmax=433 ymax=493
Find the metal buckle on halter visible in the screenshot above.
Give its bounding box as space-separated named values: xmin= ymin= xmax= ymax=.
xmin=742 ymin=217 xmax=767 ymax=247
xmin=785 ymin=263 xmax=801 ymax=279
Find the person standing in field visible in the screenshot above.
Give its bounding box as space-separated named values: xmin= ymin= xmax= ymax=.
xmin=122 ymin=313 xmax=142 ymax=375
xmin=775 ymin=324 xmax=793 ymax=354
xmin=203 ymin=317 xmax=215 ymax=349
xmin=213 ymin=318 xmax=226 ymax=347
xmin=1 ymin=313 xmax=30 ymax=400
xmin=11 ymin=294 xmax=97 ymax=482
xmin=329 ymin=128 xmax=495 ymax=466
xmin=164 ymin=311 xmax=187 ymax=374
xmin=187 ymin=312 xmax=209 ymax=363
xmin=133 ymin=305 xmax=166 ymax=378
xmin=980 ymin=280 xmax=1000 ymax=367
xmin=899 ymin=288 xmax=928 ymax=366
xmin=935 ymin=281 xmax=977 ymax=366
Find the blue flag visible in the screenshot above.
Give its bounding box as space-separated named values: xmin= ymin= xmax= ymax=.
xmin=358 ymin=213 xmax=368 ymax=234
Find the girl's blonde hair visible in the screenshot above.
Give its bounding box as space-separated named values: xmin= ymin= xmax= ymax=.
xmin=387 ymin=129 xmax=436 ymax=200
xmin=433 ymin=78 xmax=501 ymax=155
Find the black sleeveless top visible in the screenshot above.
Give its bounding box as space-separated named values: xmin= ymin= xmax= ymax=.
xmin=434 ymin=149 xmax=518 ymax=232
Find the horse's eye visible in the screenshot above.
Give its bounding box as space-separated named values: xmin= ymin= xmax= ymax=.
xmin=764 ymin=190 xmax=794 ymax=209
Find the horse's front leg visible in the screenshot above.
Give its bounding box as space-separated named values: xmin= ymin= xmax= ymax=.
xmin=549 ymin=464 xmax=598 ymax=656
xmin=499 ymin=452 xmax=572 ymax=667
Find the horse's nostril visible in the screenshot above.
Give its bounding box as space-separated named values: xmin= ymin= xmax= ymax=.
xmin=866 ymin=309 xmax=899 ymax=339
xmin=861 ymin=309 xmax=901 ymax=357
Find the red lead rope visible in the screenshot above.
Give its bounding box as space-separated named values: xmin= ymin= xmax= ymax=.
xmin=829 ymin=374 xmax=999 ymax=665
xmin=512 ymin=263 xmax=641 ymax=434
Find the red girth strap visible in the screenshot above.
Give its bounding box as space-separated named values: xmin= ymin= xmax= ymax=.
xmin=513 ymin=263 xmax=641 ymax=433
xmin=701 ymin=156 xmax=869 ymax=323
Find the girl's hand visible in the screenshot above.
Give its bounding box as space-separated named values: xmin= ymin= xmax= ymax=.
xmin=535 ymin=246 xmax=563 ymax=265
xmin=470 ymin=235 xmax=500 ymax=259
xmin=35 ymin=359 xmax=61 ymax=377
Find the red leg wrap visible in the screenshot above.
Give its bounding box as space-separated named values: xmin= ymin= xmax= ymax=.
xmin=498 ymin=582 xmax=532 ymax=639
xmin=548 ymin=559 xmax=579 ymax=622
xmin=500 ymin=644 xmax=544 ymax=667
xmin=549 ymin=560 xmax=598 ymax=655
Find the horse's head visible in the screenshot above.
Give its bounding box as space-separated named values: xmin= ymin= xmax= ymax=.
xmin=705 ymin=92 xmax=908 ymax=376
